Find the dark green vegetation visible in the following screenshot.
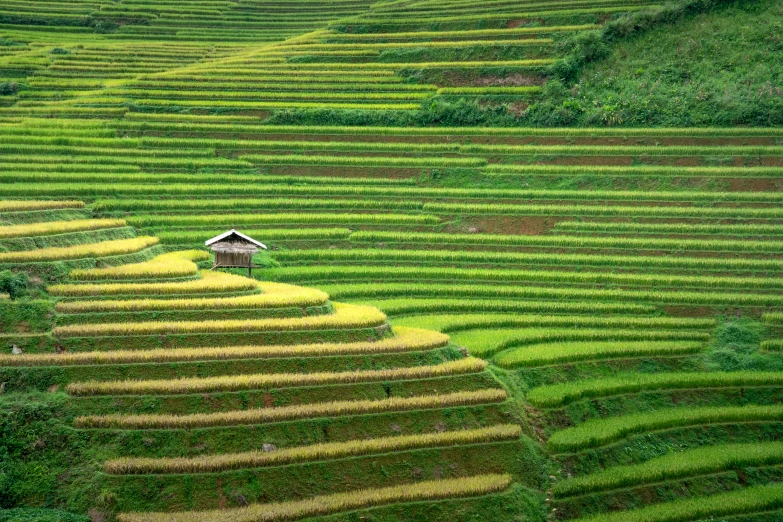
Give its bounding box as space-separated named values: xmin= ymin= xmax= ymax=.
xmin=543 ymin=0 xmax=783 ymax=126
xmin=0 ymin=509 xmax=88 ymax=522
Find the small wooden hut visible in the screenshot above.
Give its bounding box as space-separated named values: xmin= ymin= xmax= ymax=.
xmin=205 ymin=229 xmax=267 ymax=276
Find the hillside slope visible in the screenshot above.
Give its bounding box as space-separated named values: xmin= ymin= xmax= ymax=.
xmin=1 ymin=1 xmax=783 ymax=522
xmin=540 ymin=0 xmax=783 ymax=125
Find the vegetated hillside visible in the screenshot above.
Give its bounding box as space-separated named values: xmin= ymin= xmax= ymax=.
xmin=0 ymin=204 xmax=543 ymax=522
xmin=539 ymin=0 xmax=783 ymax=126
xmin=1 ymin=0 xmax=783 ymax=522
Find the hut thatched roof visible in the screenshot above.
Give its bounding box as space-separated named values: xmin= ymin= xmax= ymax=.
xmin=205 ymin=229 xmax=267 ymax=251
xmin=209 ymin=241 xmax=259 ymax=254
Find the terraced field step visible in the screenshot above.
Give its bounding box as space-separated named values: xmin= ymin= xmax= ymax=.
xmin=65 ymin=357 xmax=486 ymax=395
xmin=116 ymin=473 xmax=513 ymax=522
xmin=553 ymin=441 xmax=783 ymax=498
xmin=527 ymin=371 xmax=783 ymax=408
xmin=0 ymin=199 xmax=84 ymax=212
xmin=155 ymin=228 xmax=353 ymax=245
xmin=98 ymin=121 xmax=783 ymax=137
xmin=0 ymin=217 xmax=126 ymax=238
xmin=10 ymin=135 xmax=783 ymax=156
xmin=54 ymin=281 xmax=329 ymax=312
xmin=347 ymin=231 xmax=783 ymax=253
xmin=553 ymin=221 xmax=783 ymax=237
xmin=105 ymin=424 xmax=520 ymax=474
xmin=360 ymin=298 xmax=657 ymax=316
xmin=548 ymin=404 xmax=783 ymax=453
xmin=568 ymin=481 xmax=783 ymax=522
xmin=763 ymin=312 xmax=783 ymax=324
xmin=0 ymin=225 xmax=138 ymax=254
xmin=69 ymin=249 xmax=209 ymax=281
xmin=54 ymin=304 xmax=336 ymax=327
xmin=52 ymin=302 xmax=387 ymax=337
xmin=323 ymin=282 xmax=783 ymax=308
xmin=493 ymin=339 xmax=706 ymax=367
xmin=0 ymin=327 xmax=449 ymax=366
xmin=126 ymin=212 xmax=441 ymax=227
xmin=762 ymin=339 xmax=783 ymax=351
xmin=275 ymin=248 xmax=783 ymax=273
xmin=73 ymin=388 xmax=508 ymax=429
xmin=0 ymin=171 xmax=418 ymax=186
xmin=49 ymin=270 xmax=258 ymax=297
xmin=0 ymin=233 xmax=157 ymax=264
xmin=25 ymin=184 xmax=783 ymax=203
xmin=267 ymin=265 xmax=783 ymax=291
xmin=391 ymin=313 xmax=714 ymax=333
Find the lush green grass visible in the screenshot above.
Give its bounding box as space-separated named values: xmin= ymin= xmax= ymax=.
xmin=392 ymin=314 xmax=712 ymax=334
xmin=73 ymin=389 xmax=508 ymax=429
xmin=493 ymin=339 xmax=705 ymax=368
xmin=104 ymin=424 xmax=520 ymax=474
xmin=569 ymin=481 xmax=783 ymax=522
xmin=266 ymin=265 xmax=783 ymax=291
xmin=553 ymin=441 xmax=783 ymax=498
xmin=116 ymin=474 xmax=513 ymax=522
xmin=540 ymin=0 xmax=783 ymax=126
xmin=548 ymin=404 xmax=783 ymax=452
xmin=528 ymin=371 xmax=783 ymax=408
xmin=322 ymin=282 xmax=783 ymax=307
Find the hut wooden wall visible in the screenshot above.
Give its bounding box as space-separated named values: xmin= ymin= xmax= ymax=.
xmin=216 ymin=251 xmax=252 ymax=267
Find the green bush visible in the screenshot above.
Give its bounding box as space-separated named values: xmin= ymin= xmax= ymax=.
xmin=549 ymin=30 xmax=608 ymax=82
xmin=0 ymin=271 xmax=28 ymax=299
xmin=0 ymin=39 xmax=26 ymax=47
xmin=0 ymin=83 xmax=19 ymax=96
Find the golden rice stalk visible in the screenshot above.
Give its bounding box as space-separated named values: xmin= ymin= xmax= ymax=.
xmin=67 ymin=357 xmax=486 ymax=395
xmin=0 ymin=200 xmax=84 ymax=212
xmin=73 ymin=389 xmax=508 ymax=429
xmin=53 ymin=303 xmax=386 ymax=337
xmin=117 ymin=473 xmax=512 ymax=522
xmin=70 ymin=250 xmax=209 ymax=280
xmin=0 ymin=236 xmax=158 ymax=263
xmin=0 ymin=218 xmax=126 ymax=239
xmin=55 ymin=282 xmax=328 ymax=313
xmin=104 ymin=424 xmax=520 ymax=474
xmin=48 ymin=270 xmax=254 ymax=297
xmin=0 ymin=327 xmax=448 ymax=366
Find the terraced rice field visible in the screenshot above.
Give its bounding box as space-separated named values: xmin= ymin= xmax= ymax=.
xmin=1 ymin=0 xmax=783 ymax=521
xmin=1 ymin=204 xmax=527 ymax=520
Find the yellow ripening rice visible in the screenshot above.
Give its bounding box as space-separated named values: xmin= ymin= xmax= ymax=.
xmin=55 ymin=282 xmax=329 ymax=313
xmin=0 ymin=236 xmax=158 ymax=264
xmin=70 ymin=250 xmax=209 ymax=280
xmin=0 ymin=200 xmax=84 ymax=212
xmin=74 ymin=389 xmax=508 ymax=429
xmin=66 ymin=357 xmax=486 ymax=395
xmin=117 ymin=473 xmax=513 ymax=522
xmin=0 ymin=327 xmax=449 ymax=366
xmin=52 ymin=303 xmax=386 ymax=337
xmin=104 ymin=424 xmax=520 ymax=474
xmin=48 ymin=270 xmax=255 ymax=297
xmin=0 ymin=218 xmax=127 ymax=239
